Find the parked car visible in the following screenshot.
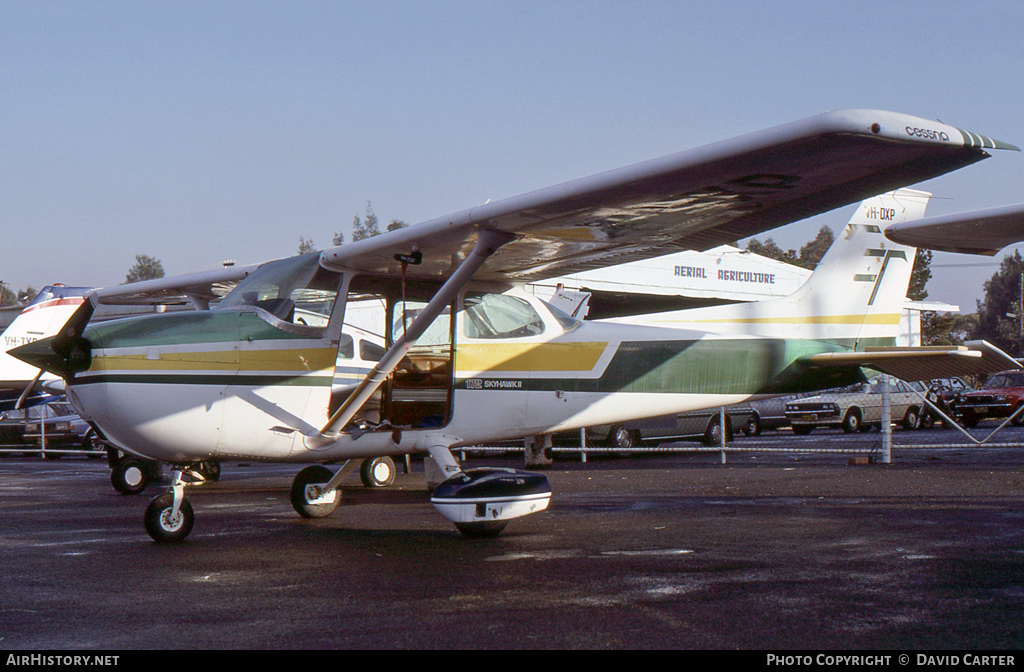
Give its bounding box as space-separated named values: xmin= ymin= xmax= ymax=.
xmin=0 ymin=401 xmax=98 ymax=457
xmin=23 ymin=403 xmax=98 ymax=456
xmin=954 ymin=370 xmax=1024 ymax=428
xmin=919 ymin=377 xmax=972 ymax=428
xmin=0 ymin=407 xmax=33 ymax=447
xmin=729 ymin=393 xmax=814 ymax=436
xmin=784 ymin=376 xmax=926 ymax=434
xmin=577 ymin=406 xmax=753 ymax=449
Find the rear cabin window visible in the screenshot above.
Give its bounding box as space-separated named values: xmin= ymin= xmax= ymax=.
xmin=359 ymin=339 xmax=386 ymax=362
xmin=462 ymin=293 xmax=545 ymax=339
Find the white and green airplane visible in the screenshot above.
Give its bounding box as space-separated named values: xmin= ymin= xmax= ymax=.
xmin=12 ymin=109 xmax=1022 ymax=542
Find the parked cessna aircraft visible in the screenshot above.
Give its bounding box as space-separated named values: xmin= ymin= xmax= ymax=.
xmin=885 ymin=202 xmax=1024 ymax=256
xmin=12 ymin=109 xmax=1023 ymax=542
xmin=0 ymin=285 xmax=90 ymax=411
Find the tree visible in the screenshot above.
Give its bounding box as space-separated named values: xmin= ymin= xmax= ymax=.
xmin=298 ymin=237 xmax=317 ymax=255
xmin=746 ymin=226 xmax=833 ymax=270
xmin=794 ymin=226 xmax=834 ymax=270
xmin=913 ymin=249 xmax=951 ymax=347
xmin=125 ymin=254 xmax=165 ymax=284
xmin=908 ymin=249 xmax=932 ymax=302
xmin=17 ymin=286 xmax=37 ymax=304
xmin=339 ymin=203 xmax=405 ymax=244
xmin=972 ymin=249 xmax=1024 ymax=356
xmin=922 ymin=311 xmax=976 ymax=347
xmin=745 ymin=237 xmax=797 ymax=266
xmin=352 ymin=201 xmax=381 ymax=241
xmin=0 ymin=284 xmax=16 ymax=308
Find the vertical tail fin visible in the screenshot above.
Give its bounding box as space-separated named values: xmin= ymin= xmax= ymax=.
xmin=613 ymin=188 xmax=929 ymax=347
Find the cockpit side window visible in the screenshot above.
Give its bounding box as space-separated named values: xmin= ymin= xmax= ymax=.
xmin=462 ymin=292 xmax=545 ymax=339
xmin=217 ymin=253 xmax=340 ymax=329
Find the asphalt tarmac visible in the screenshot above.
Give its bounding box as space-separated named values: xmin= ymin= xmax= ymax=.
xmin=2 ymin=442 xmax=1024 ymax=650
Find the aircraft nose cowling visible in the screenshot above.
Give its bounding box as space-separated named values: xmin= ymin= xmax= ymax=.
xmin=9 ymin=334 xmax=92 ymax=381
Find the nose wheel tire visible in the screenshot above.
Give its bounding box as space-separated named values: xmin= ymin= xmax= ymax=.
xmin=144 ymin=493 xmax=194 ymax=543
xmin=290 ymin=465 xmax=341 ymax=518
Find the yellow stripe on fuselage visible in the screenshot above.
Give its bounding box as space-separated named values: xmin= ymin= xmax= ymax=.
xmin=455 ymin=342 xmax=608 ymax=373
xmin=89 ymin=347 xmax=337 ymax=373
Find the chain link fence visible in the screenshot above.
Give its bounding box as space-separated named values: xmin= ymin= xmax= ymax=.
xmin=532 ymin=372 xmax=1024 ymax=464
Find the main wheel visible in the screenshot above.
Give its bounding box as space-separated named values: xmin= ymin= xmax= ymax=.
xmin=455 ymin=521 xmax=508 ymax=538
xmin=360 ymin=456 xmax=396 ymax=487
xmin=144 ymin=494 xmax=194 ymax=543
xmin=290 ymin=465 xmax=340 ymax=519
xmin=111 ymin=458 xmax=149 ymax=495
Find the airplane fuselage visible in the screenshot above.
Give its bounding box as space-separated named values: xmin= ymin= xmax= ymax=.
xmin=64 ymin=291 xmax=861 ymax=464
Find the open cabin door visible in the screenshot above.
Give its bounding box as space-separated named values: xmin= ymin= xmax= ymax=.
xmin=385 ymin=295 xmax=454 ymax=429
xmin=332 ymin=276 xmax=454 ymax=431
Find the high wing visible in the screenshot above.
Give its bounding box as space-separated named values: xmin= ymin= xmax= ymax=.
xmin=320 ymin=109 xmax=1017 ymax=283
xmin=804 ymin=341 xmax=1021 ymax=382
xmin=92 ymin=263 xmax=259 ymax=309
xmin=885 ymin=202 xmax=1024 ymax=256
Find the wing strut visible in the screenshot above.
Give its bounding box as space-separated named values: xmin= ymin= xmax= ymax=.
xmin=308 ymin=229 xmax=515 ymax=445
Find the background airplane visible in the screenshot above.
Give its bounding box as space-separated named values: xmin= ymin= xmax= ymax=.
xmin=0 ymin=285 xmax=91 ymax=410
xmin=885 ymin=202 xmax=1024 ymax=256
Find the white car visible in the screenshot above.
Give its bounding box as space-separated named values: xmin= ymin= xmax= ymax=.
xmin=784 ymin=376 xmax=926 ymax=434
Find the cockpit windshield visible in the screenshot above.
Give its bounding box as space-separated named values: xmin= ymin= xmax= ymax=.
xmin=217 ymin=253 xmax=341 ymax=328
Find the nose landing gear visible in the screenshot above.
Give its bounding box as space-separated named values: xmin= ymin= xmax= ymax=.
xmin=142 ymin=464 xmax=219 ymax=543
xmin=144 ymin=468 xmax=197 ymax=543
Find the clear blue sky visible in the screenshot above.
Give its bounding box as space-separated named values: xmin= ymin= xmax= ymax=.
xmin=2 ymin=1 xmax=1023 ymax=312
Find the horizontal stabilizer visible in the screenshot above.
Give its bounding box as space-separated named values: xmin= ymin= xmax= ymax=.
xmin=804 ymin=340 xmax=1020 ymax=381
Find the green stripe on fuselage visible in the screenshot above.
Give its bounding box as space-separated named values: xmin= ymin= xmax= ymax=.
xmin=458 ymin=338 xmax=866 ymax=395
xmin=594 ymin=338 xmax=861 ymax=395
